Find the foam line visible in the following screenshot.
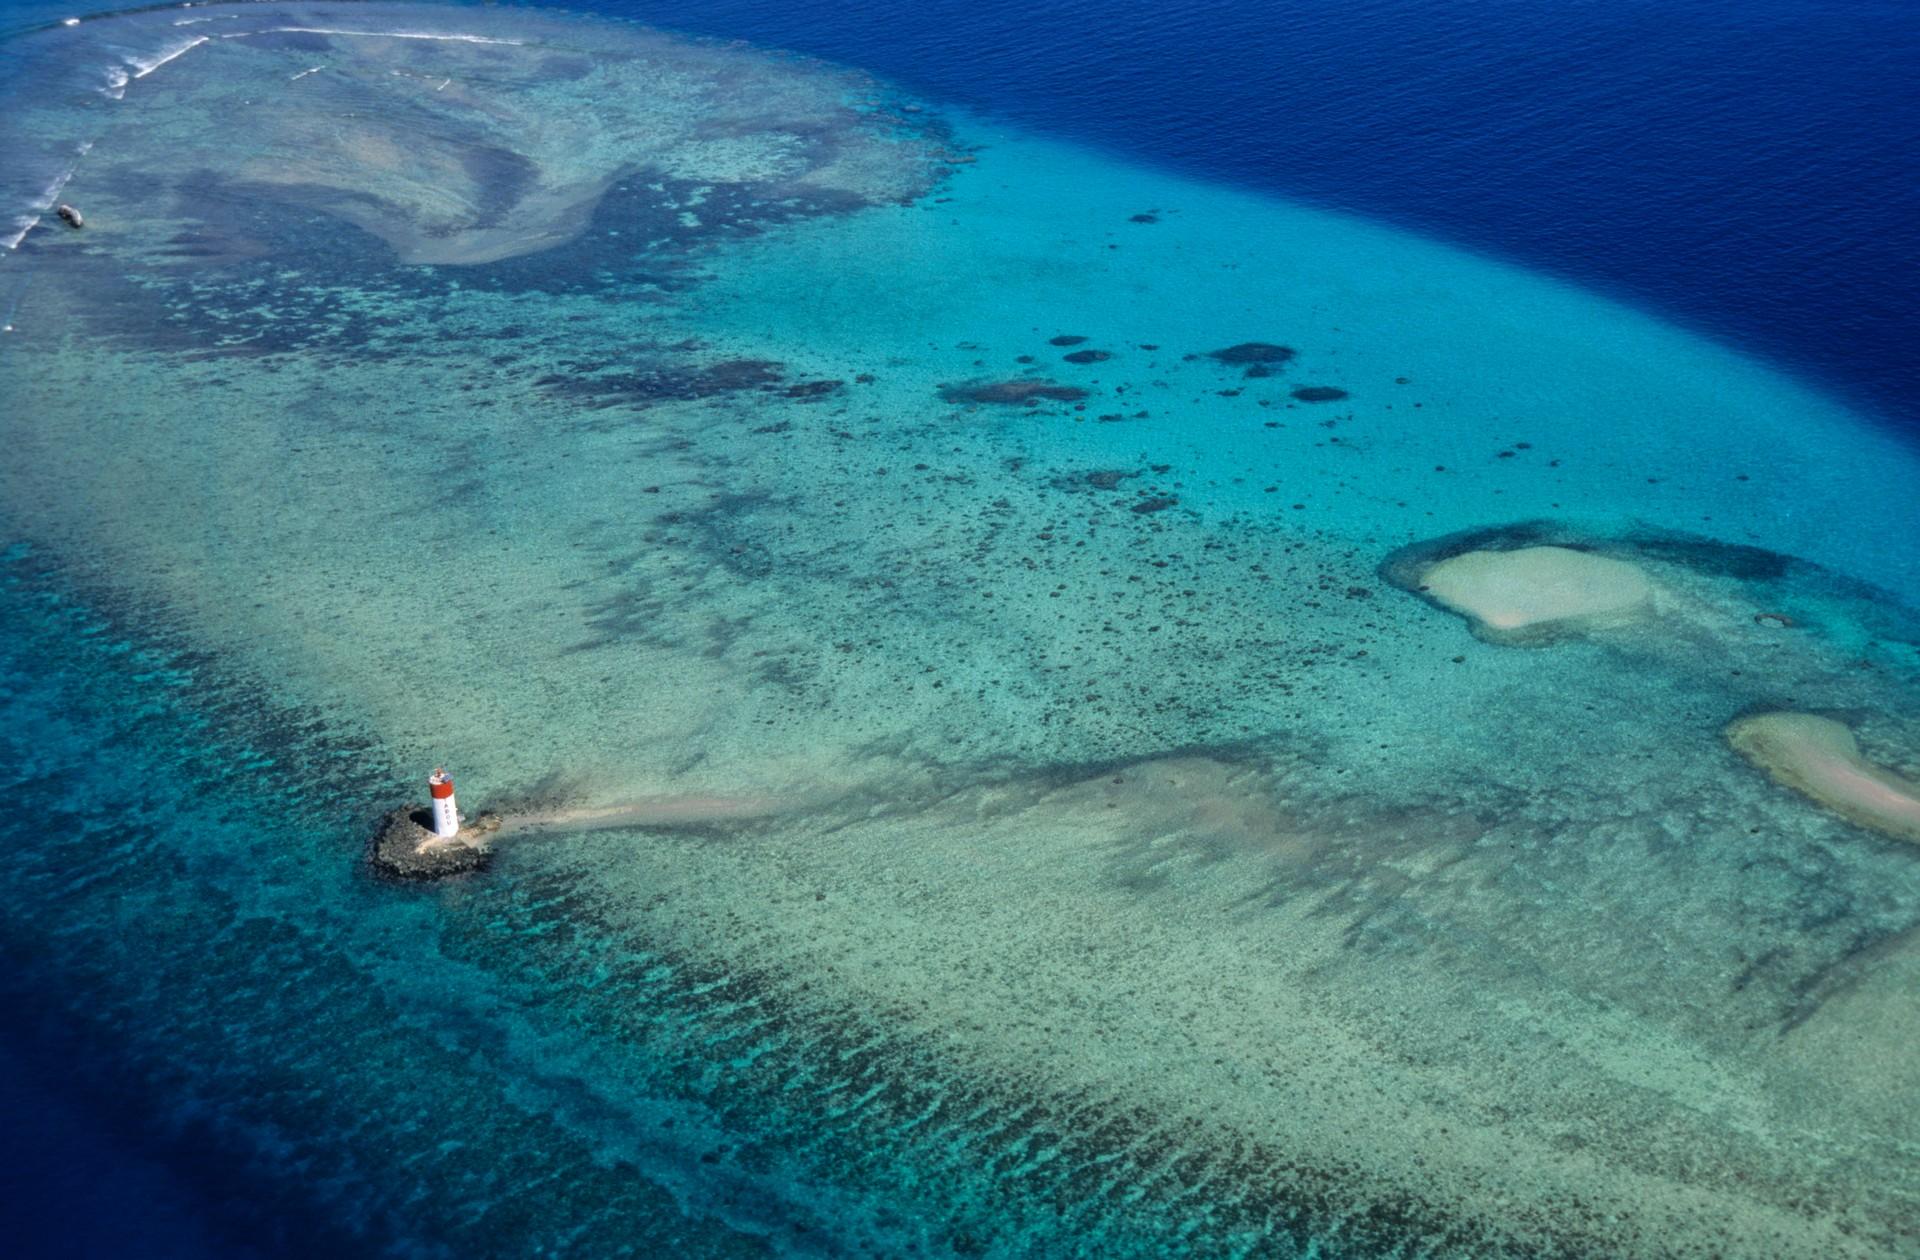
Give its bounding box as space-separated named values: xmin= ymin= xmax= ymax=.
xmin=3 ymin=142 xmax=93 ymax=252
xmin=131 ymin=35 xmax=209 ymax=79
xmin=224 ymin=27 xmax=526 ymax=46
xmin=1 ymin=216 xmax=39 ymax=253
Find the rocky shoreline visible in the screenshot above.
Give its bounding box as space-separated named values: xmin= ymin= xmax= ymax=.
xmin=369 ymin=806 xmax=500 ymax=881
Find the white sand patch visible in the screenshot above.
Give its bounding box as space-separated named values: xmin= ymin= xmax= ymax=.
xmin=1421 ymin=546 xmax=1653 ymax=640
xmin=1727 ymin=712 xmax=1920 ymax=844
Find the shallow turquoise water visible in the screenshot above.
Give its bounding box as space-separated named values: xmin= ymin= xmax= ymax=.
xmin=2 ymin=4 xmax=1918 ymax=1256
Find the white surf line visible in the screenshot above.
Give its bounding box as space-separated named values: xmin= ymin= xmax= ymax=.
xmin=1 ymin=216 xmax=38 ymax=254
xmin=289 ymin=65 xmax=326 ymax=81
xmin=132 ymin=34 xmax=209 ymax=78
xmin=3 ymin=140 xmax=94 ymax=252
xmin=222 ymin=28 xmax=526 ymax=46
xmin=101 ymin=34 xmax=210 ymax=98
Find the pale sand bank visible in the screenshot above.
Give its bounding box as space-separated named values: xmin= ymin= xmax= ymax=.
xmin=1727 ymin=712 xmax=1920 ymax=844
xmin=1419 ymin=545 xmax=1654 ymax=642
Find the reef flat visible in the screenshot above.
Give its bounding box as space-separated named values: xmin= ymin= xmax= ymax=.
xmin=2 ymin=4 xmax=1918 ymax=1257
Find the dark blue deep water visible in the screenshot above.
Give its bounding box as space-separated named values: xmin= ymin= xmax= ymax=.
xmin=2 ymin=1 xmax=1917 ymax=1257
xmin=601 ymin=0 xmax=1920 ymax=433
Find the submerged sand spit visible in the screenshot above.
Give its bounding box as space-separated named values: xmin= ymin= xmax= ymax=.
xmin=1726 ymin=712 xmax=1920 ymax=844
xmin=1419 ymin=545 xmax=1654 ymax=642
xmin=501 ymin=793 xmax=791 ymax=835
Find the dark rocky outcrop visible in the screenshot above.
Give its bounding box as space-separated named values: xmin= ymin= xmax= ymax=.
xmin=1291 ymin=386 xmax=1348 ymax=402
xmin=1048 ymin=334 xmax=1088 ymax=347
xmin=1062 ymin=349 xmax=1111 ymax=364
xmin=370 ymin=806 xmax=499 ymax=881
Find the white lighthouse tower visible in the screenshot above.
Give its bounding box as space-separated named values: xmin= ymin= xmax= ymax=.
xmin=428 ymin=768 xmax=460 ymax=838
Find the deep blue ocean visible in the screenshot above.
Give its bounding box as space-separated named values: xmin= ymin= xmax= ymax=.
xmin=594 ymin=0 xmax=1920 ymax=432
xmin=2 ymin=1 xmax=1917 ymax=1256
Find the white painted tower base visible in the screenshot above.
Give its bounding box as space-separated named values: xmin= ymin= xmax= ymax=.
xmin=428 ymin=768 xmax=459 ymax=838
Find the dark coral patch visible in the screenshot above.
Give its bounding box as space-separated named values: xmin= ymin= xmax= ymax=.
xmin=940 ymin=381 xmax=1089 ymax=405
xmin=701 ymin=359 xmax=787 ymax=390
xmin=1086 ymin=470 xmax=1133 ymax=490
xmin=1208 ymin=342 xmax=1296 ymax=365
xmin=1129 ymin=212 xmax=1160 ymax=224
xmin=1049 ymin=335 xmax=1089 ymax=347
xmin=1291 ymin=386 xmax=1349 ymax=403
xmin=782 ymin=379 xmax=845 ymax=401
xmin=1620 ymin=532 xmax=1792 ymax=581
xmin=1063 ymin=350 xmax=1112 ymax=364
xmin=535 ymin=357 xmax=788 ymax=409
xmin=1132 ymin=496 xmax=1178 ymax=514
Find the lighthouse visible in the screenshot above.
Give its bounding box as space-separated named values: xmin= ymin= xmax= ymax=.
xmin=428 ymin=768 xmax=459 ymax=838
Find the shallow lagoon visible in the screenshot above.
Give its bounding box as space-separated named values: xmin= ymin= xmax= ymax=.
xmin=2 ymin=4 xmax=1918 ymax=1257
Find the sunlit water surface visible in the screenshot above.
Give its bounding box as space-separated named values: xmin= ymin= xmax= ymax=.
xmin=2 ymin=4 xmax=1918 ymax=1257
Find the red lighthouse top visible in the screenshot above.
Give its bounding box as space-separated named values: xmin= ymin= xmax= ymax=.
xmin=428 ymin=768 xmax=455 ymax=799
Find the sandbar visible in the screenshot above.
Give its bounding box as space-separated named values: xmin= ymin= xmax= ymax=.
xmin=1420 ymin=545 xmax=1653 ymax=642
xmin=1726 ymin=712 xmax=1920 ymax=844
